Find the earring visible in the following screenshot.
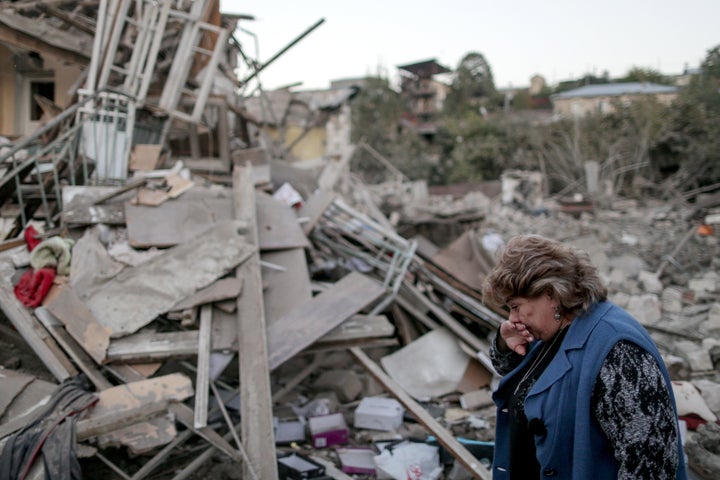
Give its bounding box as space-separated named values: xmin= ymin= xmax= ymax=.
xmin=554 ymin=307 xmax=562 ymax=321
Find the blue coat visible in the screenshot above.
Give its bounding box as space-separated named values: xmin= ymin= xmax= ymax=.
xmin=492 ymin=302 xmax=687 ymax=479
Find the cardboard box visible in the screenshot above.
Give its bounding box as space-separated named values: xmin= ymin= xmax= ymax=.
xmin=354 ymin=396 xmax=404 ymax=431
xmin=307 ymin=413 xmax=348 ymax=448
xmin=337 ymin=447 xmax=376 ymax=475
xmin=277 ymin=452 xmax=326 ymax=479
xmin=274 ymin=417 xmax=306 ymax=444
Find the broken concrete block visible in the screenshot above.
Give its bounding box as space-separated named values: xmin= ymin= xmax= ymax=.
xmin=607 ymin=253 xmax=647 ymax=277
xmin=675 ymin=341 xmax=714 ymax=372
xmin=689 ymin=272 xmax=718 ymax=298
xmin=312 ymin=369 xmax=363 ymax=403
xmin=703 ymin=303 xmax=720 ymax=333
xmin=663 ymin=354 xmax=691 ymax=381
xmin=638 ymin=270 xmax=663 ymax=294
xmin=459 ymin=389 xmax=494 ymax=411
xmin=625 ymin=293 xmax=662 ymax=325
xmin=661 ymin=287 xmax=684 ymax=314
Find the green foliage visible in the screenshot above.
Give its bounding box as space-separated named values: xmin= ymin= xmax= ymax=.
xmin=349 ymin=76 xmax=436 ymax=183
xmin=616 ymin=67 xmax=670 ymax=84
xmin=348 ymin=45 xmax=720 ymax=194
xmin=444 ymin=52 xmax=498 ymax=115
xmin=432 ymin=112 xmax=508 ymax=184
xmin=700 ymin=44 xmax=720 ymax=79
xmin=656 ymin=43 xmax=720 ymax=189
xmin=553 ymin=73 xmax=610 ymax=94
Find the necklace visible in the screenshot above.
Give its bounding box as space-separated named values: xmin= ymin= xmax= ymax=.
xmin=513 ymin=325 xmax=568 ymax=397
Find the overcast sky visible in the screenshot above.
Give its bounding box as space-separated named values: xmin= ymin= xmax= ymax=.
xmin=221 ymin=0 xmax=719 ymax=91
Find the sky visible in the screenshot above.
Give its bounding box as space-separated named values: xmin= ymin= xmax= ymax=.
xmin=220 ymin=0 xmax=720 ymax=91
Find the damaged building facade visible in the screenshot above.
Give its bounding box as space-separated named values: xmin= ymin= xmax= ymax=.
xmin=0 ymin=1 xmax=719 ymax=480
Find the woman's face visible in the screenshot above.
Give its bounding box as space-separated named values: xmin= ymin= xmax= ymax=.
xmin=506 ymin=294 xmax=563 ymax=342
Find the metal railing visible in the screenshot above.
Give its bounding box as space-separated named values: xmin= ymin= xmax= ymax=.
xmin=0 ymin=89 xmax=150 ymax=237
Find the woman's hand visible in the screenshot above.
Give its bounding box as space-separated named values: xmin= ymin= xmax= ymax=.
xmin=498 ymin=320 xmax=535 ymax=356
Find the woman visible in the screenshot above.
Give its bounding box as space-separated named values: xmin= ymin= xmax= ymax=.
xmin=483 ymin=234 xmax=686 ymax=479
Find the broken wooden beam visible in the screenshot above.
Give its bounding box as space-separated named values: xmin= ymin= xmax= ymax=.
xmin=266 ymin=271 xmax=385 ymax=371
xmin=106 ymin=331 xmax=199 ymax=363
xmin=193 ymin=305 xmax=212 ymax=429
xmin=232 ymin=163 xmax=278 ymax=479
xmin=350 ymin=347 xmax=492 ymax=480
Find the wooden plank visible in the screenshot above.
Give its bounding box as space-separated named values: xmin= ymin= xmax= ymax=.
xmin=43 ymin=285 xmax=112 ymax=364
xmin=125 ymin=195 xmax=232 ymax=248
xmin=103 ymin=367 xmax=243 ymax=461
xmin=431 ymin=230 xmax=491 ymax=292
xmin=107 ymin=331 xmax=199 ymax=363
xmin=0 ymin=23 xmax=88 ymax=65
xmin=350 ymin=347 xmax=493 ymax=480
xmin=255 ymin=191 xmax=310 ymax=250
xmin=133 ymin=188 xmax=169 ymax=206
xmin=297 ymin=190 xmax=336 ymax=235
xmin=391 ymin=303 xmax=423 ymax=346
xmin=261 ymin=248 xmax=312 ymax=326
xmin=170 ymin=277 xmax=243 ymax=311
xmin=80 ymin=373 xmax=194 ymax=454
xmin=82 ymin=220 xmax=254 ymax=336
xmin=77 ymin=400 xmax=170 ymax=441
xmin=194 ymin=305 xmax=212 ymax=428
xmin=401 ymin=283 xmax=487 ymax=353
xmin=0 ymin=10 xmax=91 ymax=58
xmin=97 ymin=415 xmax=179 ymax=455
xmin=0 ymin=268 xmax=77 ymax=381
xmin=34 ymin=306 xmax=112 ymax=390
xmin=318 ymin=314 xmax=395 ymax=343
xmin=266 ymin=271 xmax=385 ymax=371
xmin=86 ymin=373 xmax=194 ymax=413
xmin=210 ymin=306 xmax=238 ymax=352
xmin=170 ymin=403 xmax=243 ymax=463
xmin=232 ymin=163 xmax=278 ymax=479
xmin=90 ymin=177 xmax=147 ymax=205
xmin=106 ymin=363 xmax=163 ymax=382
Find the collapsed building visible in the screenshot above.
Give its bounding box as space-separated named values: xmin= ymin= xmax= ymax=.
xmin=0 ymin=1 xmax=719 ymax=479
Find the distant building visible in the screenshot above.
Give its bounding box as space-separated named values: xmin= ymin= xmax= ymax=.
xmin=397 ymin=59 xmax=451 ymax=137
xmin=671 ymin=65 xmax=701 ymax=87
xmin=242 ymin=85 xmax=359 ymax=162
xmin=551 ymin=82 xmax=678 ymax=117
xmin=528 ymin=74 xmax=547 ymax=96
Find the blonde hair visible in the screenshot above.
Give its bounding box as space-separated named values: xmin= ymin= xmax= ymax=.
xmin=482 ymin=234 xmax=607 ymax=317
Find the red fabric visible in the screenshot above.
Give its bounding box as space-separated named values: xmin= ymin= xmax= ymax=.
xmin=14 ymin=268 xmax=56 ymax=308
xmin=680 ymin=413 xmax=710 ymax=431
xmin=24 ymin=226 xmax=41 ymax=252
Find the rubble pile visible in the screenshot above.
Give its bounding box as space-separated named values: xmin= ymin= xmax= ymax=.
xmin=0 ymin=154 xmax=718 ymax=479
xmin=0 ymin=1 xmax=718 ymax=479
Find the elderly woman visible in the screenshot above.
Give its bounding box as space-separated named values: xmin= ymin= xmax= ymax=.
xmin=483 ymin=234 xmax=686 ymax=480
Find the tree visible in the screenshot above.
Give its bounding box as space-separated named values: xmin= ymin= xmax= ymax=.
xmin=350 ymin=76 xmax=435 ymax=182
xmin=444 ymin=52 xmax=499 ymax=115
xmin=616 ymin=67 xmax=670 ymax=84
xmin=658 ymin=43 xmax=720 ymax=190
